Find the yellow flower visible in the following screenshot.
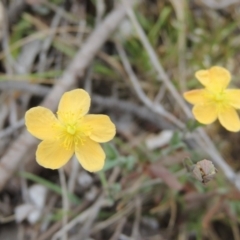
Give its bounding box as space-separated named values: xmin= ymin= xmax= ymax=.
xmin=184 ymin=66 xmax=240 ymax=132
xmin=25 ymin=89 xmax=116 ymax=171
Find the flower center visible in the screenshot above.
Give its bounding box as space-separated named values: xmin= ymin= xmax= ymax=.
xmin=66 ymin=125 xmax=76 ymax=135
xmin=214 ymin=92 xmax=225 ymax=103
xmin=54 ymin=113 xmax=92 ymax=151
xmin=207 ymin=90 xmax=229 ymax=112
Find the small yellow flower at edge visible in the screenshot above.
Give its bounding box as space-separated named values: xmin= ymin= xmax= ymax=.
xmin=183 ymin=66 xmax=240 ymax=132
xmin=25 ymin=89 xmax=116 ymax=171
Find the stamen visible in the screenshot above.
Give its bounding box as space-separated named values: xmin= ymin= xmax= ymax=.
xmin=54 ymin=111 xmax=93 ymax=149
xmin=63 ymin=134 xmax=74 ymax=150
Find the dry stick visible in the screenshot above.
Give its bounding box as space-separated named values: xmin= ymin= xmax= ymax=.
xmin=78 ymin=169 xmax=121 ymax=239
xmin=199 ymin=0 xmax=240 ymax=9
xmin=0 ymin=25 xmax=89 ymax=60
xmin=0 ymin=80 xmax=50 ymax=96
xmin=2 ymin=3 xmax=15 ymax=74
xmin=92 ymin=201 xmax=135 ymax=233
xmin=38 ymin=10 xmax=62 ymax=73
xmin=96 ymin=0 xmax=106 ymax=24
xmin=37 ymin=201 xmax=90 ymax=240
xmin=8 ymin=0 xmax=27 ymax=25
xmin=109 ymin=217 xmax=127 ymax=240
xmin=0 ymin=119 xmax=24 ymax=138
xmin=43 ymin=1 xmax=79 ymax=24
xmin=58 ymin=168 xmax=69 ymax=240
xmin=169 ymin=0 xmax=187 ymax=92
xmin=0 ymin=97 xmax=9 ymax=129
xmin=116 ymin=41 xmax=184 ymax=129
xmin=52 ymin=167 xmax=121 ymax=240
xmin=0 ymin=79 xmax=176 ymax=133
xmin=131 ymin=197 xmax=142 ymax=239
xmin=76 ymin=6 xmax=86 ymax=42
xmin=0 ymin=2 xmax=3 ymax=39
xmin=168 ymin=198 xmax=177 ymax=229
xmin=232 ymin=220 xmax=240 ymax=240
xmin=92 ymin=95 xmax=175 ymax=130
xmin=52 ymin=195 xmax=105 ymax=240
xmin=154 ymin=85 xmax=167 ymax=104
xmin=121 ymin=0 xmax=190 ymax=117
xmin=119 ymin=234 xmax=131 ymax=240
xmin=122 ymin=0 xmax=240 ymax=190
xmin=77 ymin=195 xmax=103 ymax=239
xmin=0 ymin=0 xmax=137 ymax=191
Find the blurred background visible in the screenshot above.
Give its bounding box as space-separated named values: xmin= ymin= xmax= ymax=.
xmin=1 ymin=0 xmax=240 ymax=239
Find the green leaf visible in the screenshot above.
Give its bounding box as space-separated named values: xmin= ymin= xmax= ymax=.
xmin=93 ymin=62 xmax=116 ymax=77
xmin=148 ymin=7 xmax=172 ymax=46
xmin=103 ymin=143 xmax=119 ymax=160
xmin=186 ymin=119 xmax=204 ymax=132
xmin=53 ymin=41 xmax=76 ymax=57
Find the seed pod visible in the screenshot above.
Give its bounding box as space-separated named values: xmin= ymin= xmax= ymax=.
xmin=184 ymin=158 xmax=217 ymax=184
xmin=193 ymin=159 xmax=217 ymax=184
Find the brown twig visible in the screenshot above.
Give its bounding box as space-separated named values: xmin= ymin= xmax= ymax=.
xmin=131 ymin=197 xmax=142 ymax=239
xmin=199 ymin=0 xmax=240 ymax=9
xmin=115 ymin=41 xmax=184 ymax=129
xmin=8 ymin=0 xmax=27 ymax=25
xmin=52 ymin=167 xmax=121 ymax=239
xmin=0 ymin=80 xmax=175 ymax=130
xmin=36 ymin=201 xmax=90 ymax=240
xmin=109 ymin=217 xmax=127 ymax=240
xmin=0 ymin=80 xmax=50 ymax=96
xmin=92 ymin=201 xmax=135 ymax=233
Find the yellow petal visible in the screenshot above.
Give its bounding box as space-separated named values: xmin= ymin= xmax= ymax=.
xmin=183 ymin=89 xmax=207 ymax=105
xmin=58 ymin=89 xmax=91 ymax=122
xmin=192 ymin=103 xmax=217 ymax=124
xmin=218 ymin=106 xmax=240 ymax=132
xmin=225 ymin=89 xmax=240 ymax=109
xmin=195 ymin=66 xmax=231 ymax=92
xmin=195 ymin=69 xmax=210 ymax=87
xmin=25 ymin=107 xmax=59 ymax=140
xmin=75 ymin=138 xmax=105 ymax=172
xmin=36 ymin=140 xmax=74 ymax=169
xmin=82 ymin=114 xmax=116 ymax=143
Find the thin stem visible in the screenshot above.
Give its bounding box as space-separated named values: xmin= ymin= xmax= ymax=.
xmin=67 ymin=156 xmax=80 ymax=193
xmin=58 ymin=168 xmax=69 ymax=240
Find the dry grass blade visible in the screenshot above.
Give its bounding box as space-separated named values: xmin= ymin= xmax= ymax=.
xmin=0 ymin=2 xmax=4 ymax=41
xmin=92 ymin=201 xmax=135 ymax=233
xmin=116 ymin=41 xmax=184 ymax=128
xmin=148 ymin=162 xmax=183 ymax=191
xmin=51 ymin=195 xmax=105 ymax=240
xmin=169 ymin=0 xmax=187 ymax=92
xmin=199 ymin=0 xmax=240 ymax=9
xmin=109 ymin=217 xmax=127 ymax=240
xmin=131 ymin=197 xmax=142 ymax=239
